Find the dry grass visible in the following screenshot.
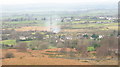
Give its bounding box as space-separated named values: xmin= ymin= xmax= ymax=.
xmin=2 ymin=49 xmax=118 ymax=65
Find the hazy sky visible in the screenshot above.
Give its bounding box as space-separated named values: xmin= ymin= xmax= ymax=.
xmin=0 ymin=0 xmax=118 ymax=12
xmin=0 ymin=0 xmax=119 ymax=5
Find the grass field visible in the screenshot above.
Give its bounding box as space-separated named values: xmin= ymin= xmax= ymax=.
xmin=1 ymin=40 xmax=33 ymax=45
xmin=1 ymin=40 xmax=16 ymax=45
xmin=71 ymin=23 xmax=118 ymax=30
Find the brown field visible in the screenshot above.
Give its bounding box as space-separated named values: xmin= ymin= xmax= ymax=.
xmin=2 ymin=49 xmax=90 ymax=65
xmin=14 ymin=26 xmax=95 ymax=33
xmin=1 ymin=49 xmax=118 ymax=65
xmin=15 ymin=26 xmax=60 ymax=32
xmin=15 ymin=26 xmax=51 ymax=31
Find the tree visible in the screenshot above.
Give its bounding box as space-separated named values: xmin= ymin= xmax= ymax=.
xmin=96 ymin=36 xmax=118 ymax=58
xmin=57 ymin=42 xmax=64 ymax=48
xmin=30 ymin=40 xmax=49 ymax=50
xmin=83 ymin=34 xmax=89 ymax=38
xmin=78 ymin=45 xmax=88 ymax=57
xmin=71 ymin=39 xmax=78 ymax=48
xmin=38 ymin=42 xmax=48 ymax=50
xmin=64 ymin=39 xmax=72 ymax=48
xmin=96 ymin=44 xmax=110 ymax=58
xmin=16 ymin=42 xmax=27 ymax=52
xmin=91 ymin=34 xmax=99 ymax=39
xmin=34 ymin=32 xmax=44 ymax=40
xmin=92 ymin=43 xmax=100 ymax=48
xmin=75 ymin=39 xmax=89 ymax=57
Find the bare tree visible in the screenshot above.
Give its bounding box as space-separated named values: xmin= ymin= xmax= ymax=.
xmin=96 ymin=44 xmax=110 ymax=58
xmin=76 ymin=39 xmax=89 ymax=57
xmin=30 ymin=40 xmax=49 ymax=50
xmin=16 ymin=42 xmax=27 ymax=52
xmin=57 ymin=42 xmax=64 ymax=48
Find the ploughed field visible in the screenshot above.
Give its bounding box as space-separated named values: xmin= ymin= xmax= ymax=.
xmin=1 ymin=49 xmax=118 ymax=65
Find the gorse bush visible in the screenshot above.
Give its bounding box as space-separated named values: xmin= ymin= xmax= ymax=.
xmin=5 ymin=52 xmax=15 ymax=58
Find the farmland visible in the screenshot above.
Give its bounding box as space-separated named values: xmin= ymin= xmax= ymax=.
xmin=1 ymin=9 xmax=119 ymax=65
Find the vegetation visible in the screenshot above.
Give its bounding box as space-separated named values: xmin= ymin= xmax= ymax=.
xmin=16 ymin=42 xmax=27 ymax=52
xmin=5 ymin=52 xmax=15 ymax=58
xmin=87 ymin=47 xmax=95 ymax=52
xmin=1 ymin=10 xmax=118 ymax=63
xmin=1 ymin=40 xmax=16 ymax=45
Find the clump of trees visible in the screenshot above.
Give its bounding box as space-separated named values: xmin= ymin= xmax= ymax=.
xmin=33 ymin=32 xmax=44 ymax=40
xmin=91 ymin=34 xmax=99 ymax=40
xmin=96 ymin=44 xmax=110 ymax=58
xmin=29 ymin=40 xmax=49 ymax=50
xmin=75 ymin=39 xmax=91 ymax=57
xmin=15 ymin=42 xmax=27 ymax=52
xmin=96 ymin=36 xmax=118 ymax=58
xmin=57 ymin=42 xmax=64 ymax=48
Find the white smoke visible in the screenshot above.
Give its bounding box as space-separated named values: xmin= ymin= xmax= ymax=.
xmin=52 ymin=26 xmax=61 ymax=33
xmin=51 ymin=15 xmax=61 ymax=33
xmin=45 ymin=14 xmax=61 ymax=33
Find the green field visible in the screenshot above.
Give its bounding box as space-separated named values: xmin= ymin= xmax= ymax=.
xmin=1 ymin=40 xmax=33 ymax=45
xmin=1 ymin=40 xmax=16 ymax=45
xmin=71 ymin=23 xmax=118 ymax=29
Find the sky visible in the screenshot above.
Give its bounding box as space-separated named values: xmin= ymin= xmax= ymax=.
xmin=0 ymin=0 xmax=119 ymax=12
xmin=0 ymin=0 xmax=119 ymax=5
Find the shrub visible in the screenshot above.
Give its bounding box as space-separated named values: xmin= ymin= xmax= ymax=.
xmin=92 ymin=43 xmax=100 ymax=48
xmin=30 ymin=41 xmax=49 ymax=50
xmin=83 ymin=34 xmax=89 ymax=38
xmin=87 ymin=47 xmax=95 ymax=52
xmin=91 ymin=34 xmax=99 ymax=39
xmin=31 ymin=48 xmax=37 ymax=50
xmin=5 ymin=52 xmax=15 ymax=58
